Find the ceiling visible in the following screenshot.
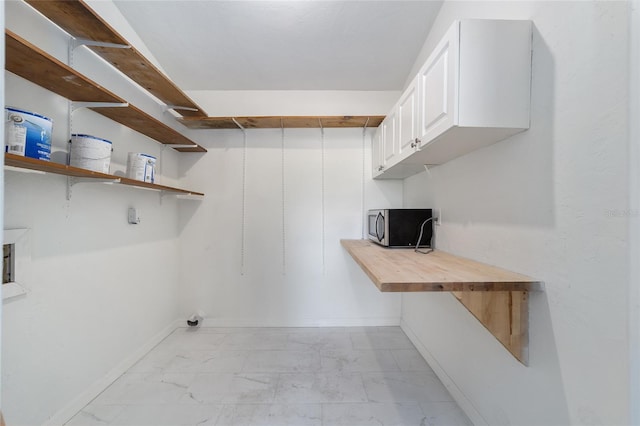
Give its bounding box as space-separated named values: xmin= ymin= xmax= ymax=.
xmin=112 ymin=0 xmax=443 ymax=91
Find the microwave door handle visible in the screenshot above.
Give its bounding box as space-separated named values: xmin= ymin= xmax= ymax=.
xmin=375 ymin=212 xmax=384 ymax=242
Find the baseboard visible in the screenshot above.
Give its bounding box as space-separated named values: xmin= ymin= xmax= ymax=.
xmin=400 ymin=318 xmax=487 ymax=426
xmin=43 ymin=319 xmax=182 ymax=426
xmin=191 ymin=316 xmax=402 ymax=328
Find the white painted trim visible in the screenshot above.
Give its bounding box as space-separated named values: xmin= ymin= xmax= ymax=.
xmin=2 ymin=282 xmax=27 ymax=300
xmin=629 ymin=1 xmax=640 ymax=424
xmin=401 ymin=318 xmax=488 ymax=426
xmin=194 ymin=316 xmax=401 ymax=328
xmin=3 ymin=228 xmax=29 ymax=243
xmin=43 ymin=319 xmax=182 ymax=426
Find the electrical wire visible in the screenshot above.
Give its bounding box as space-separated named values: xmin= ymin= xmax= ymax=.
xmin=361 ymin=126 xmax=367 ymax=239
xmin=415 ymin=217 xmax=434 ymax=254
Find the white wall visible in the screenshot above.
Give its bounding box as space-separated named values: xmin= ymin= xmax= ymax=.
xmin=177 ymin=127 xmax=404 ymax=326
xmin=3 ymin=3 xmax=185 ymax=425
xmin=402 ymin=1 xmax=630 ymax=425
xmin=629 ymin=2 xmax=640 ymax=424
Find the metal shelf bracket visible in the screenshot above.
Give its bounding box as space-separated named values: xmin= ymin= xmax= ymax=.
xmin=159 ymin=189 xmax=184 ymax=205
xmin=232 ymin=117 xmax=246 ymax=133
xmin=68 ymin=38 xmax=130 ymax=66
xmin=71 ymin=102 xmax=129 ymax=112
xmin=165 ymin=144 xmax=200 ymax=151
xmin=67 ymin=176 xmax=120 ymax=200
xmin=163 ymin=104 xmax=199 ymax=114
xmin=70 ymin=38 xmax=130 ymax=51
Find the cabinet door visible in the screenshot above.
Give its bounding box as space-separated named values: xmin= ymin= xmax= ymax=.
xmin=371 ymin=125 xmax=384 ymax=177
xmin=397 ymin=76 xmax=419 ymax=161
xmin=382 ymin=110 xmax=397 ymax=166
xmin=418 ymin=22 xmax=460 ymax=145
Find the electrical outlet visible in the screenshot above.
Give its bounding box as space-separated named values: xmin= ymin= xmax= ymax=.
xmin=434 ymin=208 xmax=442 ymax=226
xmin=128 ymin=207 xmax=141 ymax=224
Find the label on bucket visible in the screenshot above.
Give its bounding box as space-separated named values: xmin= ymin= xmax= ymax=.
xmin=5 ymin=107 xmax=52 ymax=161
xmin=126 ymin=153 xmax=156 ymax=183
xmin=70 ymin=134 xmax=112 ymax=173
xmin=6 ymin=115 xmax=27 ymax=155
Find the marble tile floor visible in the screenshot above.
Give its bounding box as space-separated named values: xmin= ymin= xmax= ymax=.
xmin=66 ymin=327 xmax=472 ymax=426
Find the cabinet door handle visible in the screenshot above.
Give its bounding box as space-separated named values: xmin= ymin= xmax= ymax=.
xmin=411 ymin=138 xmax=421 ymax=148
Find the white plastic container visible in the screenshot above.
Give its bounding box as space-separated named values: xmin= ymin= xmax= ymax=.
xmin=5 ymin=107 xmax=52 ymax=161
xmin=126 ymin=153 xmax=156 ymax=183
xmin=69 ymin=134 xmax=112 ymax=173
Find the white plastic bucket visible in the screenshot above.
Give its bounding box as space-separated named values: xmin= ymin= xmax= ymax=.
xmin=69 ymin=134 xmax=113 ymax=173
xmin=126 ymin=153 xmax=156 ymax=183
xmin=5 ymin=107 xmax=52 ymax=161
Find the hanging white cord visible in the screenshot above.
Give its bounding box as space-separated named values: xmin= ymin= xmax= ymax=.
xmin=241 ymin=130 xmax=247 ymax=275
xmin=66 ymin=40 xmax=75 ymax=206
xmin=320 ymin=120 xmax=326 ymax=274
xmin=281 ymin=121 xmax=286 ymax=275
xmin=361 ymin=118 xmax=369 ymax=239
xmin=233 ymin=118 xmax=248 ymax=276
xmin=67 ymin=41 xmax=74 ymax=148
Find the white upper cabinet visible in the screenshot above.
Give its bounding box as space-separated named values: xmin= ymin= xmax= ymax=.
xmin=417 ymin=23 xmax=459 ymax=148
xmin=397 ymin=75 xmax=420 ymax=161
xmin=382 ymin=110 xmax=397 ymax=166
xmin=374 ymin=19 xmax=532 ymax=179
xmin=372 ymin=125 xmax=384 ymax=178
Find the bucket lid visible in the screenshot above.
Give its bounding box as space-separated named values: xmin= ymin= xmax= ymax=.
xmin=71 ymin=134 xmax=113 ymax=144
xmin=129 ymin=152 xmax=156 ymax=160
xmin=5 ymin=106 xmax=52 ymax=122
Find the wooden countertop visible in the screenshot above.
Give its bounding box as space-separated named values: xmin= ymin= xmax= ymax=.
xmin=341 ymin=239 xmax=540 ymax=292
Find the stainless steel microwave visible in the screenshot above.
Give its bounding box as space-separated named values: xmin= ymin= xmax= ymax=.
xmin=367 ymin=209 xmax=433 ymax=248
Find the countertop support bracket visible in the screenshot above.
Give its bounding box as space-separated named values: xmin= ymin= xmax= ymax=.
xmin=340 ymin=239 xmax=540 ymax=365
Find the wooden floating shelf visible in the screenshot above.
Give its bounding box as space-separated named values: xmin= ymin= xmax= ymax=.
xmin=5 ymin=30 xmax=206 ymax=153
xmin=5 ymin=154 xmax=204 ymax=197
xmin=179 ymin=116 xmax=386 ymax=130
xmin=341 ymin=239 xmax=541 ymax=364
xmin=24 ymin=0 xmax=207 ymax=118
